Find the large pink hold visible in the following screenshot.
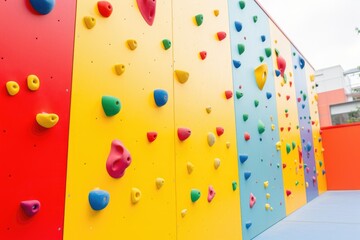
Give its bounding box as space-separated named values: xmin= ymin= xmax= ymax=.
xmin=136 ymin=0 xmax=156 ymax=26
xmin=20 ymin=200 xmax=41 ymax=217
xmin=106 ymin=140 xmax=132 ymax=178
xmin=277 ymin=56 xmax=286 ymax=77
xmin=249 ymin=193 xmax=256 ymax=208
xmin=177 ymin=128 xmax=191 ymax=141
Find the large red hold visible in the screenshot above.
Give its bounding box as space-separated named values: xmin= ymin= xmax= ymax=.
xmin=178 ymin=128 xmax=191 ymax=141
xmin=106 ymin=140 xmax=132 ymax=178
xmin=97 ymin=1 xmax=113 ymax=17
xmin=136 ymin=0 xmax=156 ymax=26
xmin=276 ymin=55 xmax=286 ymax=77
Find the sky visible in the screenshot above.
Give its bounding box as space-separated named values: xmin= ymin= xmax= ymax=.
xmin=256 ymin=0 xmax=360 ymax=71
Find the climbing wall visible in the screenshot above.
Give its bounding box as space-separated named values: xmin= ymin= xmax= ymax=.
xmin=269 ymin=21 xmax=307 ymax=215
xmin=172 ymin=1 xmax=242 ymax=239
xmin=227 ymin=1 xmax=285 ymax=239
xmin=291 ymin=47 xmax=319 ymax=202
xmin=0 ymin=1 xmax=76 ymax=239
xmin=63 ymin=1 xmax=177 ymax=239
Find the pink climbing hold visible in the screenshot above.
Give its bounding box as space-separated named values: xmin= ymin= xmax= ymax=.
xmin=199 ymin=51 xmax=207 ymax=60
xmin=244 ymin=132 xmax=250 ymax=141
xmin=20 ymin=200 xmax=41 ymax=217
xmin=207 ymin=185 xmax=216 ymax=203
xmin=106 ymin=140 xmax=132 ymax=178
xmin=97 ymin=1 xmax=113 ymax=17
xmin=286 ymin=190 xmax=292 ymax=197
xmin=216 ymin=127 xmax=224 ymax=136
xmin=225 ymin=90 xmax=233 ymax=99
xmin=276 ymin=56 xmax=286 ymax=76
xmin=178 ymin=127 xmax=191 ymax=141
xmin=217 ymin=31 xmax=227 ymax=41
xmin=249 ymin=193 xmax=256 ymax=208
xmin=147 ymin=132 xmax=157 ymax=142
xmin=136 ymin=0 xmax=156 ymax=26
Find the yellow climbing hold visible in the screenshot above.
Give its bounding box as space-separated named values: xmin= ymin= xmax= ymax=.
xmin=84 ymin=16 xmax=96 ymax=29
xmin=266 ymin=193 xmax=270 ymax=199
xmin=27 ymin=74 xmax=40 ymax=91
xmin=254 ymin=63 xmax=268 ymax=90
xmin=207 ymin=132 xmax=216 ymax=147
xmin=271 ymin=124 xmax=275 ymax=131
xmin=226 ymin=142 xmax=231 ymax=148
xmin=314 ymin=94 xmax=318 ymax=101
xmin=187 ymin=162 xmax=194 ymax=174
xmin=131 ymin=188 xmax=141 ymax=204
xmin=155 ymin=178 xmax=165 ymax=189
xmin=175 ymin=70 xmax=189 ymax=84
xmin=181 ymin=209 xmax=187 ymax=217
xmin=263 ymin=181 xmax=269 ymax=189
xmin=6 ymin=81 xmax=20 ymax=96
xmin=127 ymin=39 xmax=138 ymax=50
xmin=114 ymin=64 xmax=126 ymax=75
xmin=213 ymin=9 xmax=219 ymax=16
xmin=214 ymin=158 xmax=221 ymax=169
xmin=265 ymin=203 xmax=271 ymax=210
xmin=36 ymin=113 xmax=59 ymax=128
xmin=206 ymin=106 xmax=212 ymax=113
xmin=310 ymin=74 xmax=315 ymax=82
xmin=276 ymin=141 xmax=281 ymax=151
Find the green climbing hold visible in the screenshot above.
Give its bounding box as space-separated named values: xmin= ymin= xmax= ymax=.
xmin=238 ymin=44 xmax=245 ymax=55
xmin=253 ymin=16 xmax=258 ymax=23
xmin=285 ymin=109 xmax=288 ymax=113
xmin=232 ymin=181 xmax=238 ymax=191
xmin=195 ymin=14 xmax=204 ymax=26
xmin=258 ymin=120 xmax=265 ymax=134
xmin=162 ymin=39 xmax=171 ymax=50
xmin=254 ymin=100 xmax=259 ymax=107
xmin=319 ymin=161 xmax=323 ymax=167
xmin=286 ymin=143 xmax=291 ymax=154
xmin=293 ymin=52 xmax=296 ymax=56
xmin=259 ymin=56 xmax=264 ymax=62
xmin=102 ymin=96 xmax=121 ymax=117
xmin=303 ymin=94 xmax=307 ymax=101
xmin=283 ymin=73 xmax=287 ymax=83
xmin=265 ymin=48 xmax=272 ymax=57
xmin=275 ymin=48 xmax=280 ymax=56
xmin=236 ymin=91 xmax=243 ymax=99
xmin=292 ymin=141 xmax=296 ymax=150
xmin=243 ymin=114 xmax=249 ymax=122
xmin=295 ymin=181 xmax=299 ymax=186
xmin=239 ymin=1 xmax=245 ymax=9
xmin=191 ymin=189 xmax=201 ymax=203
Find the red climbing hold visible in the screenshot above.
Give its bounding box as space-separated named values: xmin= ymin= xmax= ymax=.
xmin=287 ymin=127 xmax=291 ymax=132
xmin=178 ymin=128 xmax=191 ymax=141
xmin=280 ymin=127 xmax=284 ymax=132
xmin=244 ymin=132 xmax=250 ymax=141
xmin=199 ymin=51 xmax=207 ymax=60
xmin=286 ymin=190 xmax=292 ymax=197
xmin=289 ymin=81 xmax=293 ymax=87
xmin=297 ymin=97 xmax=301 ymax=102
xmin=225 ymin=90 xmax=233 ymax=99
xmin=286 ymin=95 xmax=290 ymax=101
xmin=216 ymin=127 xmax=224 ymax=136
xmin=285 ymin=113 xmax=289 ymax=118
xmin=276 ymin=56 xmax=286 ymax=76
xmin=106 ymin=140 xmax=132 ymax=178
xmin=282 ymin=163 xmax=287 ymax=169
xmin=136 ymin=0 xmax=156 ymax=26
xmin=97 ymin=1 xmax=113 ymax=18
xmin=298 ymin=148 xmax=303 ymax=163
xmin=217 ymin=31 xmax=227 ymax=41
xmin=147 ymin=132 xmax=157 ymax=142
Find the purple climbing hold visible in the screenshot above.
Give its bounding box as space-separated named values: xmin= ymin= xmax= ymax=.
xmin=20 ymin=200 xmax=41 ymax=217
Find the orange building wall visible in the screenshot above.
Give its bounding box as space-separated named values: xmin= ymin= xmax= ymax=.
xmin=318 ymin=89 xmax=347 ymax=127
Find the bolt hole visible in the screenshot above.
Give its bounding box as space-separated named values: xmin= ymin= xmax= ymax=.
xmin=135 ymin=192 xmax=140 ymax=198
xmin=32 ymin=205 xmax=38 ymax=210
xmin=116 ymin=101 xmax=119 ymax=105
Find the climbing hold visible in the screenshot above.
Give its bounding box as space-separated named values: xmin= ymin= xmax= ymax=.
xmin=162 ymin=39 xmax=171 ymax=50
xmin=27 ymin=75 xmax=40 ymax=91
xmin=276 ymin=55 xmax=286 ymax=77
xmin=181 ymin=209 xmax=187 ymax=217
xmin=232 ymin=181 xmax=238 ymax=191
xmin=292 ymin=141 xmax=296 ymax=150
xmin=84 ymin=16 xmax=96 ymax=29
xmin=97 ymin=1 xmax=113 ymax=17
xmin=20 ymin=200 xmax=40 ymax=217
xmin=187 ymin=162 xmax=194 ymax=174
xmin=136 ymin=0 xmax=156 ymax=26
xmin=253 ymin=16 xmax=258 ymax=23
xmin=322 ymin=169 xmax=326 ymax=175
xmin=195 ymin=14 xmax=204 ymax=26
xmin=276 ymin=141 xmax=281 ymax=151
xmin=102 ymin=96 xmax=121 ymax=117
xmin=258 ymin=120 xmax=265 ymax=134
xmin=206 ymin=107 xmax=212 ymax=113
xmin=275 ymin=48 xmax=280 ymax=56
xmin=36 ymin=113 xmax=59 ymax=128
xmin=199 ymin=51 xmax=207 ymax=60
xmin=286 ymin=95 xmax=290 ymax=101
xmin=283 ymin=163 xmax=287 ymax=168
xmin=233 ymin=60 xmax=241 ymax=68
xmin=153 ymin=89 xmax=168 ymax=107
xmin=286 ymin=190 xmax=292 ymax=197
xmin=249 ymin=193 xmax=256 ymax=208
xmin=244 ymin=132 xmax=250 ymax=141
xmin=234 ymin=21 xmax=242 ymax=32
xmin=147 ymin=132 xmax=157 ymax=142
xmin=178 ymin=128 xmax=191 ymax=141
xmin=263 ymin=181 xmax=269 ymax=189
xmin=239 ymin=1 xmax=245 ymax=9
xmin=89 ymin=189 xmax=110 ymax=211
xmin=225 ymin=90 xmax=233 ymax=99
xmin=175 ymin=70 xmax=189 ymax=84
xmin=236 ymin=91 xmax=243 ymax=99
xmin=254 ymin=63 xmax=268 ymax=90
xmin=306 ymin=142 xmax=312 ymax=152
xmin=275 ymin=70 xmax=281 ymax=77
xmin=299 ymin=56 xmax=305 ymax=69
xmin=265 ymin=48 xmax=272 ymax=57
xmin=244 ymin=171 xmax=251 ymax=180
xmin=214 ymin=158 xmax=221 ymax=169
xmin=319 ymin=161 xmax=323 ymax=167
xmin=239 ymin=154 xmax=248 ymax=164
xmin=245 ymin=222 xmax=252 ymax=229
xmin=265 ymin=203 xmax=271 ymax=211
xmin=131 ymin=188 xmax=141 ymax=204
xmin=217 ymin=31 xmax=227 ymax=41
xmin=286 ymin=143 xmax=291 ymax=154
xmin=243 ymin=114 xmax=249 ymax=122
xmin=191 ymin=189 xmax=201 ymax=203
xmin=271 ymin=124 xmax=275 ymax=131
xmin=6 ymin=81 xmax=20 ymax=96
xmin=207 ymin=186 xmax=216 ymax=203
xmin=303 ymin=94 xmax=307 ymax=101
xmin=114 ymin=64 xmax=126 ymax=75
xmin=295 ymin=181 xmax=299 ymax=186
xmin=216 ymin=127 xmax=224 ymax=136
xmin=314 ymin=94 xmax=318 ymax=101
xmin=213 ymin=9 xmax=219 ymax=16
xmin=155 ymin=178 xmax=165 ymax=189
xmin=310 ymin=74 xmax=315 ymax=82
xmin=127 ymin=39 xmax=138 ymax=50
xmin=266 ymin=92 xmax=272 ymax=99
xmin=254 ymin=100 xmax=259 ymax=107
xmin=207 ymin=132 xmax=216 ymax=147
xmin=238 ymin=44 xmax=245 ymax=55
xmin=106 ymin=140 xmax=132 ymax=178
xmin=259 ymin=56 xmax=264 ymax=62
xmin=266 ymin=193 xmax=270 ymax=199
xmin=29 ymin=0 xmax=55 ymax=15
xmin=261 ymin=35 xmax=266 ymax=42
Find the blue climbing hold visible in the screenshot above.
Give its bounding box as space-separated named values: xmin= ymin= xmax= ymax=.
xmin=245 ymin=221 xmax=252 ymax=229
xmin=30 ymin=0 xmax=55 ymax=15
xmin=306 ymin=142 xmax=312 ymax=152
xmin=233 ymin=60 xmax=241 ymax=68
xmin=239 ymin=154 xmax=248 ymax=164
xmin=302 ymin=104 xmax=305 ymax=109
xmin=88 ymin=189 xmax=110 ymax=211
xmin=244 ymin=171 xmax=251 ymax=180
xmin=275 ymin=70 xmax=281 ymax=77
xmin=266 ymin=92 xmax=272 ymax=99
xmin=235 ymin=21 xmax=243 ymax=32
xmin=154 ymin=89 xmax=168 ymax=107
xmin=261 ymin=35 xmax=266 ymax=42
xmin=299 ymin=56 xmax=305 ymax=69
